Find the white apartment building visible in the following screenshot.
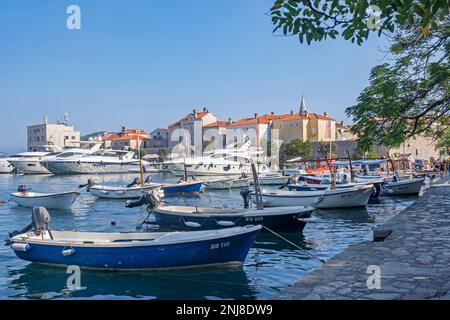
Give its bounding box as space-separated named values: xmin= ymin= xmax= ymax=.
xmin=27 ymin=116 xmax=81 ymax=151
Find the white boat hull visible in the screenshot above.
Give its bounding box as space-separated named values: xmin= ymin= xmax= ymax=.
xmin=89 ymin=185 xmax=163 ymax=199
xmin=10 ymin=159 xmax=51 ymax=174
xmin=205 ymin=179 xmax=235 ymax=190
xmin=44 ymin=161 xmax=141 ymax=175
xmin=0 ymin=159 xmax=13 ymax=173
xmin=314 ymin=186 xmax=373 ymax=209
xmin=254 ymin=176 xmax=289 ymax=186
xmin=10 ymin=192 xmax=80 ymax=209
xmin=255 ymin=185 xmax=373 ymax=209
xmin=382 ymin=178 xmax=425 ymax=195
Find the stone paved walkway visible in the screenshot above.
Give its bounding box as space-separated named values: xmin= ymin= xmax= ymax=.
xmin=275 ymin=175 xmax=450 ymax=300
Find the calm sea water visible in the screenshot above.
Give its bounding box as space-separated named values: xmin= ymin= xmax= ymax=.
xmin=0 ymin=173 xmax=416 ymax=300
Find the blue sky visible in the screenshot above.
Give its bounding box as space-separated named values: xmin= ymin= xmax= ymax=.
xmin=0 ymin=0 xmax=388 ymax=153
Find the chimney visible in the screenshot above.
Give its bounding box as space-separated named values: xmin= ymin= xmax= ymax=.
xmin=228 ymin=117 xmax=232 ymax=124
xmin=254 ymin=113 xmax=258 ymax=119
xmin=324 ymin=112 xmax=329 ymax=118
xmin=340 ymin=120 xmax=344 ymax=126
xmin=43 ymin=116 xmax=48 ymax=125
xmin=271 ymin=111 xmax=274 ymax=115
xmin=193 ymin=109 xmax=197 ymax=116
xmin=290 ymin=110 xmax=293 ymax=115
xmin=203 ymin=107 xmax=208 ymax=113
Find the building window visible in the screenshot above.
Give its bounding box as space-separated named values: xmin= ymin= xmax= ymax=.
xmin=296 ymin=122 xmax=299 ymax=128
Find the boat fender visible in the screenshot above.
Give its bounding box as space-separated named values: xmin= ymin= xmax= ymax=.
xmin=62 ymin=248 xmax=76 ymax=257
xmin=217 ymin=221 xmax=235 ymax=227
xmin=11 ymin=243 xmax=31 ymax=252
xmin=185 ymin=221 xmax=201 ymax=228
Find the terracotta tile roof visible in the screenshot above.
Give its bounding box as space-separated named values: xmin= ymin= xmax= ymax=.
xmin=122 ymin=129 xmax=146 ymax=134
xmin=204 ymin=121 xmax=232 ymax=128
xmin=271 ymin=112 xmax=336 ymax=122
xmin=169 ymin=112 xmax=211 ymax=128
xmin=228 ymin=117 xmax=270 ymax=127
xmin=110 ymin=135 xmax=148 ymax=142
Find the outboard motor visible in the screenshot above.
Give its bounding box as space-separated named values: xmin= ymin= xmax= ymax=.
xmin=79 ymin=179 xmax=96 ymax=191
xmin=240 ymin=186 xmax=251 ymax=209
xmin=7 ymin=206 xmax=53 ymax=242
xmin=17 ymin=185 xmax=30 ymax=193
xmin=127 ymin=177 xmax=141 ymax=188
xmin=126 ymin=191 xmax=162 ymax=211
xmin=145 ymin=176 xmax=152 ymax=184
xmin=279 ymin=176 xmax=296 ymax=190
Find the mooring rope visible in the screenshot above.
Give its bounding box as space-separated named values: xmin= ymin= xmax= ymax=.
xmin=261 ymin=225 xmax=326 ymax=264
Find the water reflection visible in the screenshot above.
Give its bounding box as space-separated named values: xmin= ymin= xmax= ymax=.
xmin=9 ymin=263 xmax=256 ymax=300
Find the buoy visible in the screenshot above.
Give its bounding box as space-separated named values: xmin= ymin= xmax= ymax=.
xmin=62 ymin=248 xmax=76 ymax=256
xmin=11 ymin=243 xmax=31 ymax=252
xmin=111 ymin=221 xmax=116 ymax=226
xmin=184 ymin=221 xmax=201 ymax=228
xmin=217 ymin=221 xmax=235 ymax=227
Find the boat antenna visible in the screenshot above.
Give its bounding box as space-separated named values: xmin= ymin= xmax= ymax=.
xmin=183 ymin=155 xmax=188 ymax=182
xmin=138 ymin=135 xmax=145 ymax=187
xmin=347 ymin=150 xmax=355 ymax=182
xmin=250 ymin=162 xmax=263 ymax=210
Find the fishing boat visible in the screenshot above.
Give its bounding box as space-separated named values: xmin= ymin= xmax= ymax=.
xmin=81 ymin=146 xmax=164 ymax=200
xmin=8 ymin=207 xmax=261 ymax=271
xmin=10 ymin=186 xmax=80 ymax=210
xmin=204 ymin=177 xmax=235 ymax=190
xmin=254 ymin=185 xmax=374 ymax=209
xmin=126 ymin=185 xmax=313 ymax=232
xmin=162 ymin=180 xmax=205 ymax=194
xmin=382 ymin=177 xmax=425 ymax=196
xmin=152 ymin=205 xmax=313 ymax=232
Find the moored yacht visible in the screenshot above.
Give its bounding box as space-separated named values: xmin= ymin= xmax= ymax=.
xmin=41 ymin=149 xmax=144 ymax=175
xmin=8 ymin=144 xmax=101 ymax=174
xmin=165 ymin=142 xmax=272 ymax=176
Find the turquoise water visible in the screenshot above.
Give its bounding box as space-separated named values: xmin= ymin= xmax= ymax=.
xmin=0 ymin=173 xmax=416 ymax=300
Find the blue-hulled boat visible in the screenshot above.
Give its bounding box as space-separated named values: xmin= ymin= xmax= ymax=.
xmin=162 ymin=181 xmax=204 ymax=194
xmin=8 ymin=207 xmax=261 ymax=271
xmin=152 ymin=205 xmax=314 ymax=232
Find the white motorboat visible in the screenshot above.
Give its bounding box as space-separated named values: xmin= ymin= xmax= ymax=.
xmin=0 ymin=158 xmax=13 ymax=174
xmin=382 ymin=177 xmax=425 ymax=196
xmin=9 ymin=145 xmax=101 ymax=175
xmin=10 ymin=187 xmax=80 ymax=210
xmin=41 ymin=150 xmax=144 ymax=175
xmin=254 ymin=185 xmax=374 ymax=209
xmin=252 ymin=173 xmax=290 ymax=185
xmin=165 ymin=142 xmax=272 ymax=176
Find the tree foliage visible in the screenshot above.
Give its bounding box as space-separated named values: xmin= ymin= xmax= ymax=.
xmin=283 ymin=139 xmax=313 ymax=160
xmin=157 ymin=148 xmax=168 ymax=162
xmin=346 ymin=17 xmax=449 ymax=150
xmin=270 ymin=0 xmax=449 ymax=45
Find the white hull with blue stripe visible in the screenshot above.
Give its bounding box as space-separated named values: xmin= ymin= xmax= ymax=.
xmin=9 ymin=225 xmax=262 ymax=271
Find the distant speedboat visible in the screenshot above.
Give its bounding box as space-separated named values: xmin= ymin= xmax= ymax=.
xmin=41 ymin=150 xmax=144 ymax=175
xmin=10 ymin=186 xmax=80 ymax=210
xmin=8 ymin=207 xmax=261 ymax=271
